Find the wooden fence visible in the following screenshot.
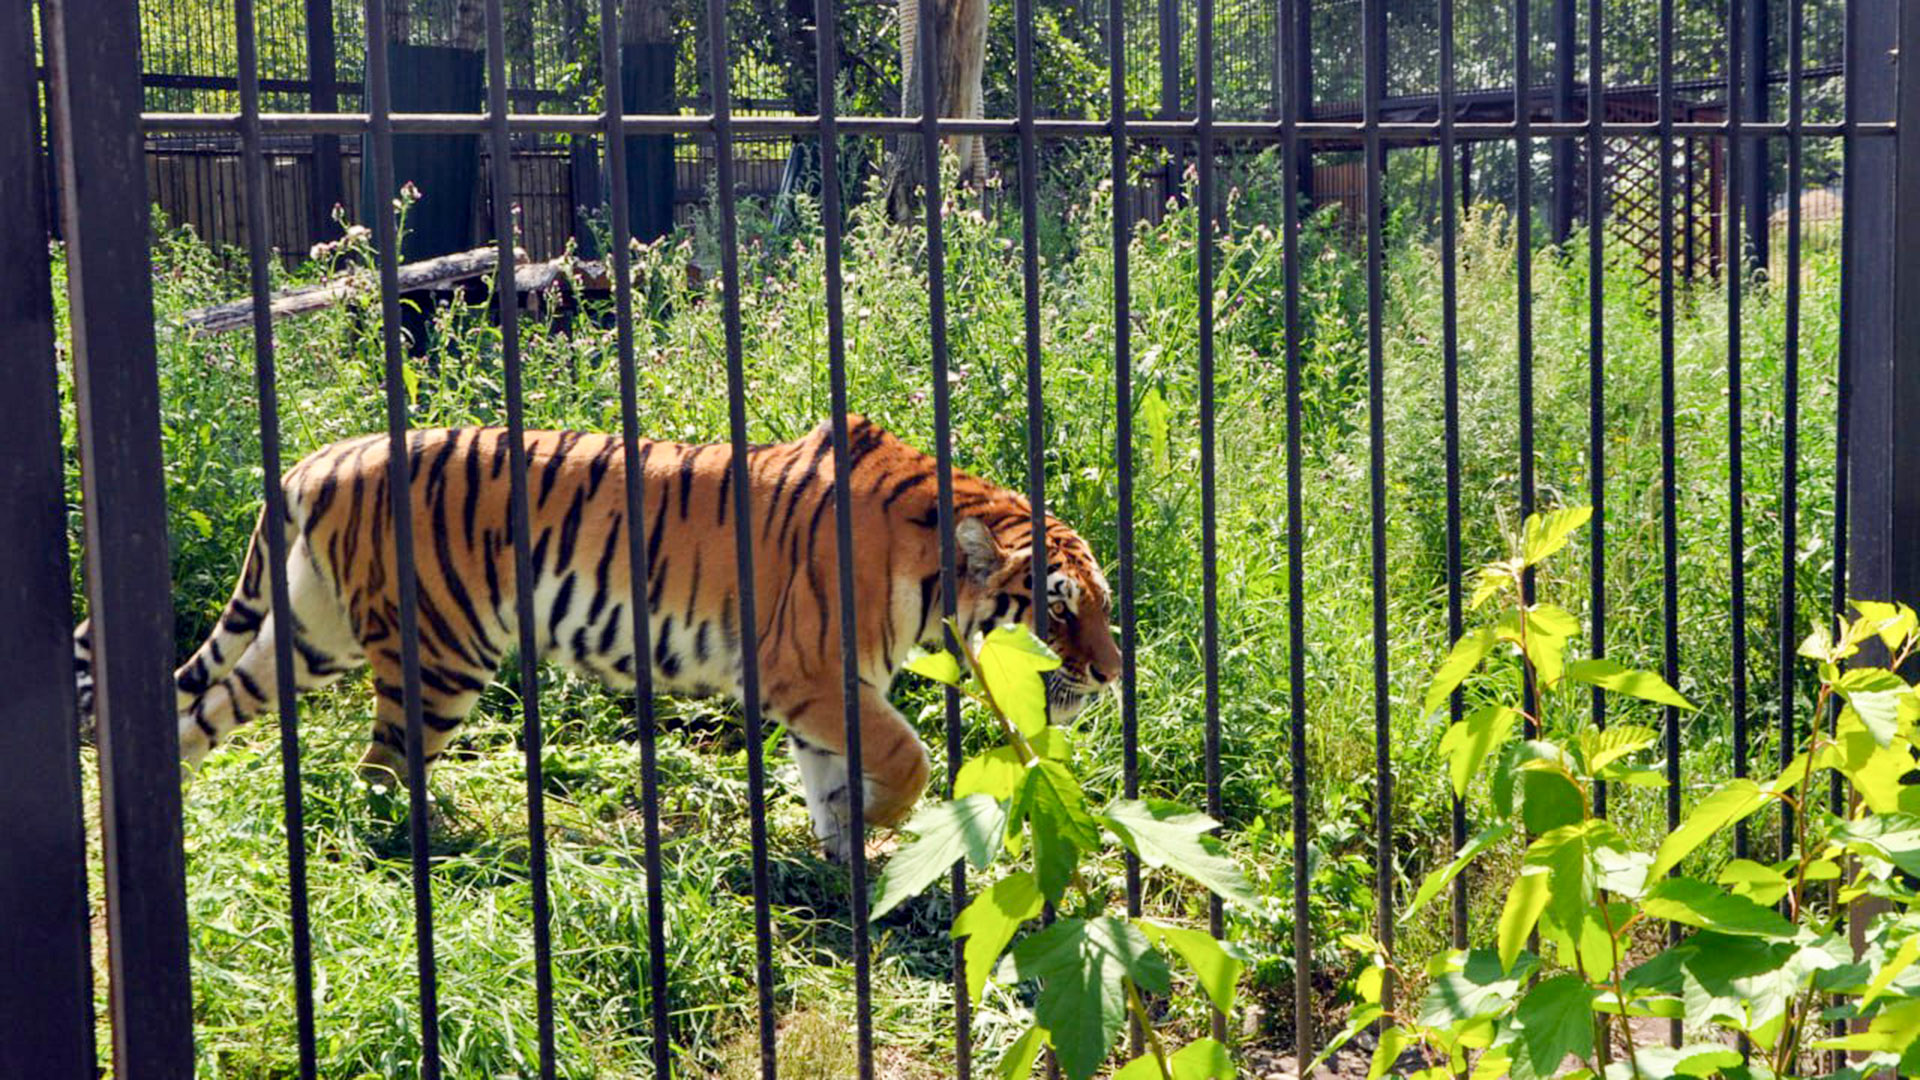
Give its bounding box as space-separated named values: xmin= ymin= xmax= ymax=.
xmin=144 ymin=136 xmax=791 ymax=263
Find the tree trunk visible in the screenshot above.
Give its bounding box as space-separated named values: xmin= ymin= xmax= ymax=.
xmin=884 ymin=0 xmax=990 ymax=220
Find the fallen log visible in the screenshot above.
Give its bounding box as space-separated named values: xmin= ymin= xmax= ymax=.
xmin=176 ymin=246 xmax=565 ymax=335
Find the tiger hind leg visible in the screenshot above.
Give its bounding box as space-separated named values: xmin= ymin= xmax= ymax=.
xmin=357 ymin=651 xmax=489 ymax=787
xmin=178 ymin=610 xmax=359 ymax=762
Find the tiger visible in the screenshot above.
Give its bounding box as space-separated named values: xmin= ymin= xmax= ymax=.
xmin=71 ymin=416 xmax=1120 ymax=862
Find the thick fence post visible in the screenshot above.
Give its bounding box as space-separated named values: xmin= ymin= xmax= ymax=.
xmin=1846 ymin=0 xmax=1920 ymax=607
xmin=307 ymin=0 xmax=343 ymax=240
xmin=0 ymin=3 xmax=96 ymax=1074
xmin=46 ymin=0 xmax=197 ymax=1074
xmin=619 ymin=0 xmax=676 ymax=245
xmin=362 ymin=4 xmax=484 ymax=261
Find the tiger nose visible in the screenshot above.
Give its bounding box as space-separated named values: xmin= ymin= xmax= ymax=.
xmin=1089 ymin=665 xmax=1114 ymax=685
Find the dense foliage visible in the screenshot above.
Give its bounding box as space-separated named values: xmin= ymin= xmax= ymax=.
xmin=1327 ymin=512 xmax=1920 ymax=1079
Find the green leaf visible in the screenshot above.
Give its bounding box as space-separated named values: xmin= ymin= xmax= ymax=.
xmin=1837 ymin=668 xmax=1911 ymax=748
xmin=1526 ymin=821 xmax=1628 ymax=978
xmin=955 ymin=746 xmax=1026 ymax=801
xmin=1813 ymin=997 xmax=1920 ymax=1054
xmin=1523 ymin=506 xmax=1592 ymax=567
xmin=1592 ymin=845 xmax=1653 ymax=900
xmin=1424 ymin=627 xmax=1497 ymax=717
xmin=1309 ymin=1003 xmax=1382 ymax=1075
xmin=1016 ymin=761 xmax=1100 ymax=904
xmin=1826 ymin=711 xmax=1916 ymax=813
xmin=1566 ymin=659 xmax=1695 ymax=710
xmin=1000 ymin=917 xmax=1170 ymax=1080
xmin=978 ymin=625 xmax=1061 ymax=737
xmin=1625 ymin=1044 xmax=1745 ymax=1078
xmin=1471 ymin=563 xmax=1518 ymax=610
xmin=1829 ymin=814 xmax=1920 ymax=877
xmin=1101 ymin=799 xmax=1257 ymax=908
xmin=951 ymin=872 xmax=1043 ymax=1004
xmin=1499 ymin=868 xmax=1552 ymax=974
xmin=1138 ymin=919 xmax=1243 ymax=1014
xmin=1115 ymin=1038 xmax=1237 ymax=1080
xmin=1440 ymin=706 xmax=1522 ymax=799
xmin=1139 ymin=385 xmax=1172 ymax=475
xmin=1418 ymin=949 xmax=1537 ymax=1027
xmin=1505 ymin=605 xmax=1578 ymax=688
xmin=1647 ymin=780 xmax=1767 ymax=880
xmin=1518 ymin=766 xmax=1585 ymax=834
xmin=1527 ymin=603 xmax=1581 ymax=639
xmin=1511 ymin=975 xmax=1595 ymax=1079
xmin=1863 ymin=933 xmax=1920 ymax=1006
xmin=905 ymin=648 xmax=965 ymax=687
xmin=997 ymin=1024 xmax=1049 ymax=1080
xmin=869 ymin=794 xmax=1008 ymax=920
xmin=1854 ymin=601 xmax=1918 ymax=652
xmin=1641 ymin=877 xmax=1798 ymax=938
xmin=1408 ymin=824 xmax=1515 ymax=920
xmin=1367 ymin=1025 xmax=1416 ymax=1080
xmin=1717 ymin=859 xmax=1791 ymax=907
xmin=1166 ymin=1038 xmax=1235 ymax=1080
xmin=1577 ymin=725 xmax=1663 ymax=775
xmin=1670 ymin=933 xmax=1845 ymax=1035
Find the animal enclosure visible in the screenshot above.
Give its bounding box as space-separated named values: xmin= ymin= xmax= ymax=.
xmin=7 ymin=0 xmax=1920 ymax=1077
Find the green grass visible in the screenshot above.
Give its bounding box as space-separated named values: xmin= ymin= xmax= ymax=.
xmin=63 ymin=152 xmax=1840 ymax=1075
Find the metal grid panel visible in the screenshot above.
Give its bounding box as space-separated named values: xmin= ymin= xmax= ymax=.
xmin=10 ymin=0 xmax=1916 ymax=1077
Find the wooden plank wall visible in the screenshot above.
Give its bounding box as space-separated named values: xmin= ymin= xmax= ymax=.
xmin=145 ymin=141 xmax=786 ymax=265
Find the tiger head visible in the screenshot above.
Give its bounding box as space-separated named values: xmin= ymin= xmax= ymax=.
xmin=955 ymin=515 xmax=1121 ymax=721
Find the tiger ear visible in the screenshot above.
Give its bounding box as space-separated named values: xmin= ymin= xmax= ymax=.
xmin=954 ymin=517 xmax=1006 ymax=587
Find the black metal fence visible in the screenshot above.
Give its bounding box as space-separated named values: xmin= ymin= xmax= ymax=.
xmin=6 ymin=0 xmax=1919 ymax=1076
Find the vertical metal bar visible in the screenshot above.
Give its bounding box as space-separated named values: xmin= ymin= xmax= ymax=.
xmin=1289 ymin=0 xmax=1312 ymax=206
xmin=909 ymin=0 xmax=971 ymax=1069
xmin=36 ymin=0 xmax=62 ymax=243
xmin=1657 ymin=0 xmax=1683 ymax=1048
xmin=1777 ymin=0 xmax=1803 ymax=857
xmin=482 ymin=0 xmax=558 ymax=1073
xmin=1108 ymin=0 xmax=1141 ymax=948
xmin=1016 ymin=0 xmax=1048 ymax=691
xmin=1436 ymin=0 xmax=1467 ymax=950
xmin=45 ymin=0 xmax=198 ymax=1071
xmin=1194 ymin=0 xmax=1223 ymax=1045
xmin=235 ymin=0 xmax=319 ymax=1074
xmin=1584 ymin=0 xmax=1606 ymax=816
xmin=1516 ymin=0 xmax=1537 ymax=635
xmin=1742 ymin=0 xmax=1770 ymax=269
xmin=0 ymin=1 xmax=96 ymax=1071
xmin=361 ymin=0 xmax=441 ymax=1068
xmin=1278 ymin=0 xmax=1311 ymax=1059
xmin=703 ymin=0 xmax=780 ymax=1068
xmin=594 ymin=3 xmax=672 ymax=1071
xmin=1551 ymin=0 xmax=1575 ymax=243
xmin=1728 ymin=0 xmax=1751 ymax=861
xmin=1360 ymin=0 xmax=1392 ymax=1014
xmin=1830 ymin=0 xmax=1857 ymax=842
xmin=812 ymin=0 xmax=874 ymax=1073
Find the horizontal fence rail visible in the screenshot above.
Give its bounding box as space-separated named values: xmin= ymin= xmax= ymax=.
xmin=9 ymin=0 xmax=1920 ymax=1077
